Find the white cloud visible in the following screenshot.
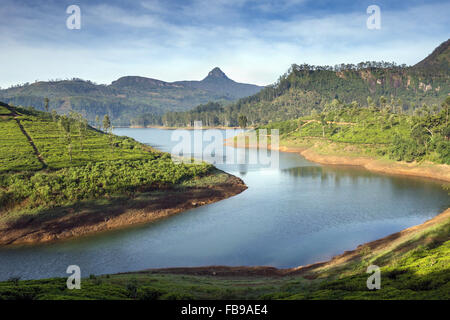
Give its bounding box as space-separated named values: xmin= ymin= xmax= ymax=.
xmin=87 ymin=4 xmax=168 ymax=29
xmin=0 ymin=1 xmax=448 ymax=88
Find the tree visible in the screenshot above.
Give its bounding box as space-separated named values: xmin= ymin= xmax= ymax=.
xmin=238 ymin=114 xmax=248 ymax=128
xmin=103 ymin=114 xmax=111 ymax=133
xmin=58 ymin=115 xmax=73 ymax=163
xmin=103 ymin=114 xmax=113 ymax=148
xmin=367 ymin=96 xmax=374 ymax=109
xmin=44 ymin=97 xmax=49 ymax=112
xmin=74 ymin=113 xmax=88 ymax=151
xmin=411 ymin=120 xmax=432 ymax=153
xmin=319 ymin=114 xmax=327 ymax=137
xmin=443 ymin=96 xmax=450 ymax=127
xmin=379 ymin=96 xmax=387 ymax=112
xmin=95 ymin=115 xmax=101 ymax=130
xmin=51 ymin=110 xmax=58 ymax=122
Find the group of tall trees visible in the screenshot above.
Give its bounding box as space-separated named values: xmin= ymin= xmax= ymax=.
xmin=387 ymin=96 xmax=449 ymax=163
xmin=56 ymin=112 xmax=113 ymax=162
xmin=57 ymin=112 xmax=89 ymax=163
xmin=44 ymin=97 xmax=114 ymax=162
xmin=288 ymin=96 xmax=450 ymax=164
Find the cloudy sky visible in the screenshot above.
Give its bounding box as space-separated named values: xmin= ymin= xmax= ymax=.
xmin=1 ymin=0 xmax=449 ymax=88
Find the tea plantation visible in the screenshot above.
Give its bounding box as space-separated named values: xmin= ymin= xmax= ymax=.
xmin=0 ymin=103 xmax=213 ymax=223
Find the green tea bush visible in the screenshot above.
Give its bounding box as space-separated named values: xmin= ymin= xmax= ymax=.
xmin=136 ymin=286 xmax=165 ymax=300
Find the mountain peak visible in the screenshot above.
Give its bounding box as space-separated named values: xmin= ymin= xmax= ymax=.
xmin=414 ymin=39 xmax=450 ymax=69
xmin=203 ymin=67 xmax=229 ymax=81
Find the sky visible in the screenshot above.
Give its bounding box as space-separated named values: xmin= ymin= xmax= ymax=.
xmin=1 ymin=0 xmax=449 ymax=88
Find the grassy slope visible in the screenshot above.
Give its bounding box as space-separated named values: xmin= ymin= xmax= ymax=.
xmin=0 ymin=104 xmax=156 ymax=171
xmin=17 ymin=109 xmax=154 ymax=169
xmin=0 ymin=118 xmax=42 ymax=171
xmin=0 ymin=105 xmax=11 ymax=115
xmin=0 ymin=104 xmax=218 ymax=235
xmin=1 ymin=210 xmax=448 ymax=300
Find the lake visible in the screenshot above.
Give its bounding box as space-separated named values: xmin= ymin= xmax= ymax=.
xmin=0 ymin=128 xmax=448 ymax=281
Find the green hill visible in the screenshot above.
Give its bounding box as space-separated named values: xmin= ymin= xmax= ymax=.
xmin=0 ymin=68 xmax=263 ymax=126
xmin=0 ymin=102 xmax=161 ymax=171
xmin=0 ymin=102 xmax=246 ymax=245
xmin=155 ymin=40 xmax=449 ymax=127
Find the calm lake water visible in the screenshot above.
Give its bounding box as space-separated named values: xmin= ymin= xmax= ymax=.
xmin=0 ymin=128 xmax=448 ymax=280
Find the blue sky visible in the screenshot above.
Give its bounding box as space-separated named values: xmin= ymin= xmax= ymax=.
xmin=1 ymin=0 xmax=449 ymax=88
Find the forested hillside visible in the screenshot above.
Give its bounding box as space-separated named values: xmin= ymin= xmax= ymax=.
xmin=0 ymin=68 xmax=262 ymax=126
xmin=151 ymin=40 xmax=449 ymax=127
xmin=258 ymin=96 xmax=450 ymax=165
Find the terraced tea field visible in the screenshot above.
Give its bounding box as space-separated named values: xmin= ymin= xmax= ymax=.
xmin=0 ymin=105 xmax=11 ymax=115
xmin=0 ymin=103 xmax=215 ymax=228
xmin=0 ymin=105 xmax=158 ymax=172
xmin=0 ymin=118 xmax=43 ymax=171
xmin=20 ymin=115 xmax=153 ymax=169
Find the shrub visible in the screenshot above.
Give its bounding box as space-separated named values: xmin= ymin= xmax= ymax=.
xmin=125 ymin=279 xmax=138 ymax=299
xmin=136 ymin=287 xmax=165 ymax=300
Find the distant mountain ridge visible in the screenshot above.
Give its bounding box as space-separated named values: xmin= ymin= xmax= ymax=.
xmin=175 ymin=67 xmax=263 ymax=99
xmin=0 ymin=68 xmax=263 ymax=126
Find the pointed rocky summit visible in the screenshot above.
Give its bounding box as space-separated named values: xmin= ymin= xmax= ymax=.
xmin=203 ymin=67 xmax=230 ymax=81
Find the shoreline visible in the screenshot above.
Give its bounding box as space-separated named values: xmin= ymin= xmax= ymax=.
xmin=0 ymin=172 xmax=247 ymax=246
xmin=126 ymin=207 xmax=450 ymax=278
xmin=298 ymin=148 xmax=450 ymax=183
xmin=224 ymin=139 xmax=450 ymax=183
